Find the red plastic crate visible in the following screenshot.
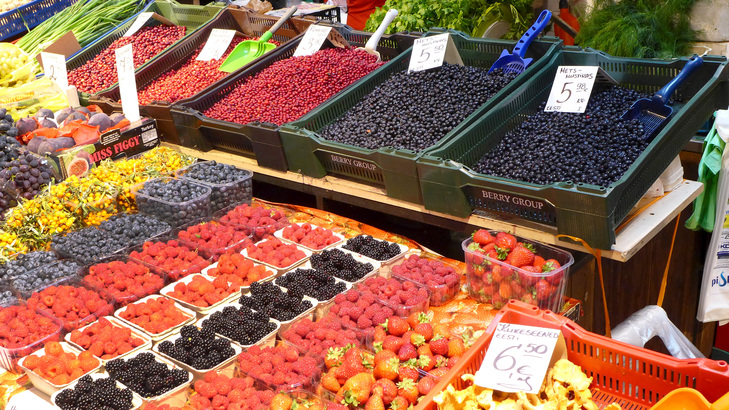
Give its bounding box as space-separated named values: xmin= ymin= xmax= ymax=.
xmin=417 ymin=300 xmax=729 ymax=410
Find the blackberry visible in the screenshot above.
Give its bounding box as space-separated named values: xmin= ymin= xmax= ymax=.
xmin=239 ymin=281 xmax=313 ymax=322
xmin=159 ymin=325 xmax=236 ymax=370
xmin=106 ymin=352 xmax=189 ymax=398
xmin=135 ymin=178 xmax=210 ymax=227
xmin=99 ymin=213 xmax=171 ymax=247
xmin=200 ymin=305 xmax=276 ymax=346
xmin=342 ymin=235 xmax=402 ymax=261
xmin=178 ymin=161 xmax=253 ymax=211
xmin=55 ymin=376 xmax=134 ymax=410
xmin=310 ymin=248 xmax=375 ymax=282
xmin=275 ymin=268 xmax=348 ymax=301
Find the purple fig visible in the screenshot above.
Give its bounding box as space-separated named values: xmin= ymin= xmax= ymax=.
xmin=15 ymin=117 xmax=37 ymax=136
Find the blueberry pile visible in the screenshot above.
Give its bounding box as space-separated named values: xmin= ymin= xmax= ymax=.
xmin=106 ymin=352 xmax=189 ymax=398
xmin=0 ymin=251 xmax=59 ymax=285
xmin=54 ymin=375 xmax=135 ymax=410
xmin=0 ymin=151 xmax=55 ymax=200
xmin=473 ymin=86 xmax=652 ymax=187
xmin=342 ymin=235 xmax=402 ymax=261
xmin=12 ymin=260 xmax=81 ymax=295
xmin=200 ymin=305 xmax=277 ymax=346
xmin=239 ymin=281 xmax=313 ymax=322
xmin=136 ymin=178 xmax=211 ymax=226
xmin=158 ymin=325 xmax=236 ymax=370
xmin=99 ymin=213 xmax=171 ymax=246
xmin=0 ymin=290 xmax=16 ymax=305
xmin=309 ymin=248 xmax=374 ymax=282
xmin=275 ymin=268 xmax=347 ymax=301
xmin=319 ymin=65 xmax=518 ymax=151
xmin=52 ymin=227 xmax=129 ymax=262
xmin=178 ymin=161 xmax=252 ymax=212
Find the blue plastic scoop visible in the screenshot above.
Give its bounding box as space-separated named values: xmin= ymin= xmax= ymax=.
xmin=488 ymin=9 xmax=552 ymax=75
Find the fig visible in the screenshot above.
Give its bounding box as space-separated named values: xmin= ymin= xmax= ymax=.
xmin=75 ymin=107 xmax=91 ymax=115
xmin=26 ymin=136 xmax=47 ymax=153
xmin=33 ymin=108 xmax=55 ymax=119
xmin=40 ymin=118 xmax=57 ymax=129
xmin=87 ymin=113 xmax=112 ymax=133
xmin=55 ymin=107 xmax=75 ymax=124
xmin=66 ymin=156 xmax=90 ymax=177
xmin=110 ymin=113 xmax=126 ymax=126
xmin=63 ymin=112 xmax=86 ymax=125
xmin=16 ymin=117 xmax=38 ymax=136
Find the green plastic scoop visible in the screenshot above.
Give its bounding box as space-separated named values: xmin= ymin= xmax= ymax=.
xmin=219 ymin=6 xmax=298 ymax=73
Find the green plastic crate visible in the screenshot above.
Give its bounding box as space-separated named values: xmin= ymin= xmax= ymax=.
xmin=66 ymin=0 xmax=226 ymax=102
xmin=417 ymin=48 xmax=729 ymax=249
xmin=278 ymin=29 xmax=562 ymax=204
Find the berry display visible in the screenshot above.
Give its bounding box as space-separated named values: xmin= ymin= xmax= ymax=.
xmin=158 ymin=325 xmax=236 ymax=370
xmin=0 ymin=250 xmax=59 ymax=285
xmin=177 ymin=220 xmax=251 ymax=261
xmin=135 ymin=178 xmax=211 ymax=226
xmin=99 ymin=213 xmax=171 ymax=247
xmin=202 ymin=48 xmax=384 ymax=126
xmin=68 ymin=317 xmax=147 ymax=360
xmin=0 ymin=304 xmax=60 ymax=349
xmin=128 ymin=239 xmax=211 ymax=281
xmin=190 ymin=372 xmax=275 ymax=410
xmin=342 ymin=235 xmax=402 ymax=261
xmin=473 ymin=86 xmax=651 ymax=187
xmin=275 ymin=268 xmax=347 ymax=302
xmin=356 ymin=276 xmax=430 ymax=313
xmin=199 ymin=305 xmax=277 ymax=346
xmin=51 ymin=227 xmax=130 ymax=262
xmin=106 ymin=351 xmax=190 ymax=398
xmin=239 ymin=281 xmax=314 ymax=322
xmin=54 ymin=374 xmax=135 ymax=410
xmin=328 ymin=290 xmax=394 ymax=334
xmin=0 ymin=151 xmax=55 ymax=200
xmin=390 ymin=254 xmax=460 ymax=306
xmin=27 ymin=284 xmax=114 ymax=331
xmin=281 ymin=316 xmax=363 ymax=357
xmin=117 ymin=296 xmax=193 ymax=335
xmin=205 ymin=252 xmax=275 ymax=287
xmin=319 ymin=65 xmax=518 ymax=152
xmin=238 ymin=342 xmax=321 ymax=389
xmin=244 ymin=238 xmax=308 ymax=269
xmin=82 ymin=259 xmax=164 ymax=305
xmin=0 ymin=109 xmax=21 ymax=167
xmin=22 ymin=341 xmax=100 ymax=386
xmin=270 ymin=391 xmax=347 ymax=410
xmin=0 ymin=187 xmax=17 ymax=222
xmin=12 ymin=260 xmax=81 ymax=296
xmin=164 ymin=274 xmax=241 ymax=308
xmin=280 ymin=223 xmax=342 ymax=250
xmin=0 ymin=289 xmax=16 ymax=305
xmin=218 ymin=203 xmax=290 ymax=241
xmin=178 ymin=161 xmax=253 ymax=211
xmin=309 ymin=248 xmax=374 ymax=283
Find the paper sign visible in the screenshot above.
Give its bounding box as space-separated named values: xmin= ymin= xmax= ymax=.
xmin=124 ymin=12 xmax=154 ymax=37
xmin=408 ymin=33 xmax=462 ymax=73
xmin=196 ymin=29 xmax=237 ymax=61
xmin=544 ymin=66 xmax=599 ymax=113
xmin=40 ymin=52 xmax=68 ymax=89
xmin=115 ymin=44 xmax=140 ymax=122
xmin=293 ymin=25 xmax=332 ymax=57
xmin=474 ymin=323 xmax=560 ymax=393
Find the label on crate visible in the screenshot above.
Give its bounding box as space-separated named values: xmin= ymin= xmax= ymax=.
xmin=465 ymin=186 xmax=557 ymax=224
xmin=40 ymin=51 xmax=68 ymax=89
xmin=317 ymin=151 xmax=381 ymax=174
xmin=197 ymin=29 xmax=237 ymax=61
xmin=123 ymin=12 xmax=154 ymax=37
xmin=544 ymin=66 xmax=599 ymax=113
xmin=115 ymin=43 xmax=140 ymax=123
xmin=408 ymin=33 xmax=463 ymax=73
xmin=474 ymin=323 xmax=561 ymax=393
xmin=293 ymin=25 xmax=333 ymax=57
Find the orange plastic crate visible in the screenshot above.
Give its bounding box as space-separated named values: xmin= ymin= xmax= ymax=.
xmin=417 ymin=300 xmax=729 ymax=410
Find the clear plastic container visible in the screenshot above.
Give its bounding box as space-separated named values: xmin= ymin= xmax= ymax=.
xmin=277 ymin=315 xmax=366 ymax=359
xmin=153 ymin=330 xmax=242 ymax=381
xmin=215 ymin=202 xmax=293 ymax=241
xmin=313 ymin=290 xmax=394 ymax=338
xmin=175 ymin=161 xmax=253 ymax=213
xmin=462 ymin=232 xmax=574 ymax=312
xmin=160 ymin=273 xmax=242 ymax=319
xmin=274 ymin=223 xmax=346 ymax=252
xmin=242 ymin=239 xmax=313 ymax=274
xmin=0 ymin=250 xmax=61 ymax=287
xmin=79 ymin=255 xmax=165 ymax=308
xmin=127 ymin=236 xmax=213 ymax=282
xmin=175 ymin=217 xmax=253 ymax=261
xmin=50 ymin=227 xmax=131 ymax=264
xmin=237 ymin=339 xmax=324 ymax=392
xmin=114 ymin=295 xmax=197 ymax=342
xmin=19 ymin=341 xmax=101 ymax=397
xmin=64 ymin=316 xmax=153 ymax=366
xmin=383 ymin=251 xmax=462 ymax=307
xmin=0 ymin=300 xmax=63 ymax=373
xmin=196 ymin=303 xmax=280 ymax=349
xmin=51 ymin=372 xmax=144 ymax=410
xmin=132 ymin=177 xmax=212 ymax=228
xmin=108 ymin=350 xmax=193 ymax=407
xmin=0 ymin=285 xmax=19 ymax=307
xmin=355 ymin=275 xmax=432 ymax=318
xmin=64 ymin=187 xmax=119 ymax=227
xmin=98 ymin=212 xmax=173 ymax=249
xmin=11 ymin=259 xmax=83 ymax=299
xmin=202 ymin=257 xmax=278 ymax=292
xmin=340 ymin=235 xmax=409 ymax=265
xmin=307 ymin=248 xmax=381 ymax=285
xmin=239 ymin=284 xmax=318 ymax=325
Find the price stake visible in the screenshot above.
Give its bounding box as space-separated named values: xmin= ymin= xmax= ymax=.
xmin=196 ymin=29 xmax=237 ymax=61
xmin=40 ymin=52 xmax=68 ymax=89
xmin=408 ymin=33 xmax=462 ymax=73
xmin=123 ymin=12 xmax=153 ymax=37
xmin=544 ymin=66 xmax=599 ymax=113
xmin=115 ymin=44 xmax=140 ymax=122
xmin=293 ymin=25 xmax=332 ymax=57
xmin=474 ymin=323 xmax=560 ymax=394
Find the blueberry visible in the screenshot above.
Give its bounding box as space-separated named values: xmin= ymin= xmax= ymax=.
xmin=179 ymin=161 xmax=252 ymax=212
xmin=137 ymin=179 xmax=211 ymax=227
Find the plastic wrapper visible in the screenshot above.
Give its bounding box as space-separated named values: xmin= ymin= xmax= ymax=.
xmin=0 ymin=77 xmax=68 ymax=120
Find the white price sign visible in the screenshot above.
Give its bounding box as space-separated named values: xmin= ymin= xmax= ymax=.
xmin=408 ymin=33 xmax=449 ymax=72
xmin=115 ymin=44 xmax=140 ymax=122
xmin=293 ymin=25 xmax=332 ymax=57
xmin=123 ymin=12 xmax=153 ymax=37
xmin=544 ymin=66 xmax=599 ymax=113
xmin=474 ymin=323 xmax=560 ymax=394
xmin=40 ymin=52 xmax=68 ymax=89
xmin=196 ymin=29 xmax=237 ymax=61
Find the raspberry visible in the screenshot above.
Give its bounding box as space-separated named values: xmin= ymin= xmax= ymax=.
xmin=195 ymin=380 xmax=217 ymax=399
xmin=214 ymin=378 xmax=231 ymax=396
xmin=212 ymin=395 xmax=230 ymax=410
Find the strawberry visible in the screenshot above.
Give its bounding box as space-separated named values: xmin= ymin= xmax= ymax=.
xmin=533 ymin=255 xmax=546 ymax=269
xmin=417 ymin=344 xmax=432 ymax=356
xmin=373 ymin=325 xmax=387 ymax=343
xmin=510 ymin=281 xmax=525 ymax=297
xmin=505 ymin=245 xmax=534 ymax=268
xmin=325 ymin=347 xmax=344 ymax=369
xmin=271 ymin=393 xmax=293 ymax=410
xmin=397 ymin=362 xmax=419 ymax=382
xmin=542 ymin=259 xmax=561 ymax=272
xmin=545 ymin=269 xmax=564 ymax=286
xmin=409 ymin=332 xmax=425 ymax=347
xmin=373 ymin=357 xmax=399 ymax=381
xmin=386 ymin=317 xmax=409 ymax=337
xmin=339 ymin=348 xmax=367 ymax=379
xmin=521 ymin=292 xmax=536 ymax=305
xmin=396 ymin=379 xmax=419 ymax=405
xmin=429 ymin=336 xmax=449 ymax=356
xmin=406 ymin=311 xmax=430 ymax=329
xmin=498 ymin=281 xmax=512 ymax=299
xmin=365 ymin=394 xmax=385 ymax=410
xmin=418 ymin=353 xmax=435 ymax=371
xmin=382 ymin=335 xmax=405 ymax=353
xmin=517 ymin=267 xmax=539 ymax=286
xmin=321 ymin=370 xmax=341 ymax=392
xmin=472 ymin=229 xmax=495 ymax=245
xmin=374 ymin=349 xmax=397 ymax=366
xmin=341 ymin=373 xmax=375 ymax=407
xmin=535 ymin=279 xmax=557 ymax=303
xmin=491 ymin=293 xmax=505 ymax=309
xmin=495 ymin=232 xmax=517 ymax=251
xmin=390 ymin=396 xmax=409 ymax=410
xmin=429 ymin=367 xmax=449 ymax=379
xmin=397 ymin=343 xmax=418 ymax=361
xmin=418 ymin=377 xmax=436 ymax=395
xmin=372 ymin=379 xmax=398 ymax=405
xmin=447 ymin=338 xmax=465 ymax=357
xmin=413 ymin=323 xmax=433 ymax=341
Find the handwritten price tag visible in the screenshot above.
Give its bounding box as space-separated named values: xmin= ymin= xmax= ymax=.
xmin=40 ymin=52 xmax=68 ymax=89
xmin=544 ymin=66 xmax=599 ymax=113
xmin=123 ymin=12 xmax=153 ymax=37
xmin=408 ymin=33 xmax=450 ymax=72
xmin=293 ymin=25 xmax=332 ymax=57
xmin=115 ymin=44 xmax=140 ymax=122
xmin=474 ymin=323 xmax=560 ymax=393
xmin=196 ymin=29 xmax=237 ymax=61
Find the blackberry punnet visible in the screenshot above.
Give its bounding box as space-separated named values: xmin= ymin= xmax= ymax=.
xmin=106 ymin=352 xmax=189 ymax=398
xmin=342 ymin=235 xmax=402 ymax=261
xmin=309 ymin=248 xmax=374 ymax=282
xmin=200 ymin=305 xmax=277 ymax=346
xmin=320 ymin=64 xmax=518 ymax=152
xmin=99 ymin=213 xmax=171 ymax=246
xmin=474 ymin=85 xmax=652 ymax=187
xmin=158 ymin=325 xmax=236 ymax=370
xmin=275 ymin=268 xmax=347 ymax=301
xmin=0 ymin=250 xmax=59 ymax=284
xmin=238 ymin=281 xmax=313 ymax=322
xmin=54 ymin=374 xmax=135 ymax=410
xmin=0 ymin=151 xmax=55 ymax=200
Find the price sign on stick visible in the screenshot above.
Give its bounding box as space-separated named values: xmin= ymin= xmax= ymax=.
xmin=293 ymin=25 xmax=332 ymax=57
xmin=544 ymin=66 xmax=599 ymax=113
xmin=196 ymin=29 xmax=237 ymax=61
xmin=123 ymin=12 xmax=153 ymax=37
xmin=474 ymin=323 xmax=560 ymax=393
xmin=40 ymin=52 xmax=68 ymax=89
xmin=115 ymin=44 xmax=140 ymax=122
xmin=408 ymin=33 xmax=463 ymax=73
